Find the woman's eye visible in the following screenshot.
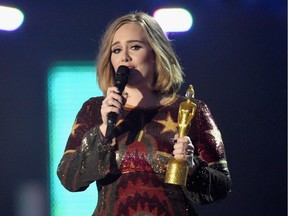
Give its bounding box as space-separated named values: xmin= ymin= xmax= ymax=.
xmin=131 ymin=45 xmax=141 ymax=50
xmin=112 ymin=48 xmax=121 ymax=54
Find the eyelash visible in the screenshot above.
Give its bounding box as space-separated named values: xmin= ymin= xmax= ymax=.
xmin=112 ymin=45 xmax=142 ymax=54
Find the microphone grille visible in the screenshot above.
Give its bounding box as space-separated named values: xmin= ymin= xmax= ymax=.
xmin=114 ymin=66 xmax=130 ymax=93
xmin=117 ymin=65 xmax=130 ymax=77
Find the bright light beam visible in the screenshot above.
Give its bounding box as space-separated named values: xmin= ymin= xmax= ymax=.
xmin=153 ymin=8 xmax=193 ymax=33
xmin=0 ymin=5 xmax=24 ymax=31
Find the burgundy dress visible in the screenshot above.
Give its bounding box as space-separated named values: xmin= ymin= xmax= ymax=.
xmin=57 ymin=94 xmax=231 ymax=216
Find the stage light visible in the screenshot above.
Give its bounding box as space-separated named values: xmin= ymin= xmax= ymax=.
xmin=0 ymin=5 xmax=24 ymax=31
xmin=48 ymin=62 xmax=102 ymax=216
xmin=153 ymin=8 xmax=193 ymax=33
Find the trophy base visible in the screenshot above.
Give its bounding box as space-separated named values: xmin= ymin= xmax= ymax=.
xmin=165 ymin=158 xmax=189 ymax=186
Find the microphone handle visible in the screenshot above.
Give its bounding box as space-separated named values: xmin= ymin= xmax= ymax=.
xmin=104 ymin=110 xmax=118 ymax=141
xmin=107 ymin=112 xmax=117 ymax=127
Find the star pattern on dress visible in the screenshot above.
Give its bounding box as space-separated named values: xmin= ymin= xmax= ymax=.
xmin=156 ymin=112 xmax=178 ymax=134
xmin=71 ymin=120 xmax=82 ymax=137
xmin=208 ymin=127 xmax=223 ymax=146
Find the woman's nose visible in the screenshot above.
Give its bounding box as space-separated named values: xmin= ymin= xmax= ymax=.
xmin=121 ymin=51 xmax=131 ymax=62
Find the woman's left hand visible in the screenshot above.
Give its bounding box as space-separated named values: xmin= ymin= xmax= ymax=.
xmin=172 ymin=134 xmax=196 ymax=174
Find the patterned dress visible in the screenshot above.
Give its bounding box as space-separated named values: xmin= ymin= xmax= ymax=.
xmin=57 ymin=94 xmax=231 ymax=216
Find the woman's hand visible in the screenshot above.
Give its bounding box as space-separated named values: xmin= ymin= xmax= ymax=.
xmin=172 ymin=134 xmax=196 ymax=174
xmin=99 ymin=87 xmax=125 ymax=136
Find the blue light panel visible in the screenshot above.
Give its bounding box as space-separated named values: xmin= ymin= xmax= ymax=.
xmin=48 ymin=61 xmax=102 ymax=216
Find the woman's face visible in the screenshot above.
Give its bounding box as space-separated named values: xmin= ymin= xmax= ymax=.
xmin=110 ymin=23 xmax=155 ymax=89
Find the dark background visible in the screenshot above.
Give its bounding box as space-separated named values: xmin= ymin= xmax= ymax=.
xmin=0 ymin=1 xmax=286 ymax=215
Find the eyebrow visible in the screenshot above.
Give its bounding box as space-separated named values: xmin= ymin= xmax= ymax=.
xmin=111 ymin=40 xmax=145 ymax=47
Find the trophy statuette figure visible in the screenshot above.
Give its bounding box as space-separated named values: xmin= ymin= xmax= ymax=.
xmin=165 ymin=84 xmax=197 ymax=186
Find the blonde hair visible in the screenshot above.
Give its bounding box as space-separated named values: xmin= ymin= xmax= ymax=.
xmin=96 ymin=12 xmax=184 ymax=95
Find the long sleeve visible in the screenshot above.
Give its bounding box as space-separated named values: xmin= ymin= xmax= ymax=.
xmin=183 ymin=101 xmax=232 ymax=204
xmin=57 ymin=97 xmax=119 ymax=192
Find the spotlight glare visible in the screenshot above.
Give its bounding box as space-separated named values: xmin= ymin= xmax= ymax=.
xmin=153 ymin=8 xmax=193 ymax=33
xmin=0 ymin=5 xmax=24 ymax=31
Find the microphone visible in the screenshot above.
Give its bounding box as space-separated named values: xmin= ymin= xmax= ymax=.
xmin=105 ymin=65 xmax=130 ymax=140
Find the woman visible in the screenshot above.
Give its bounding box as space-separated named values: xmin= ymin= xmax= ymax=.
xmin=57 ymin=12 xmax=231 ymax=215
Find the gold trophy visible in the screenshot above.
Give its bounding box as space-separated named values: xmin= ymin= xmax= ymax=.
xmin=165 ymin=85 xmax=197 ymax=186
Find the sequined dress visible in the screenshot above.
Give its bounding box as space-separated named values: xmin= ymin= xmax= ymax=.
xmin=57 ymin=94 xmax=231 ymax=216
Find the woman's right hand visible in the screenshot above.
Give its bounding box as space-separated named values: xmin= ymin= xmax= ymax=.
xmin=99 ymin=87 xmax=125 ymax=136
